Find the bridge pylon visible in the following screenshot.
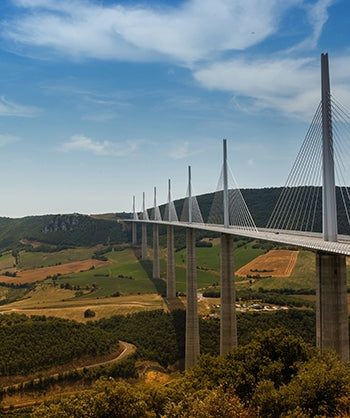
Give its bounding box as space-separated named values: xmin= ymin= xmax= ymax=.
xmin=132 ymin=195 xmax=138 ymax=245
xmin=152 ymin=187 xmax=160 ymax=280
xmin=166 ymin=179 xmax=176 ymax=299
xmin=220 ymin=140 xmax=238 ymax=355
xmin=185 ymin=166 xmax=200 ymax=368
xmin=317 ymin=53 xmax=349 ymax=361
xmin=141 ymin=192 xmax=148 ymax=261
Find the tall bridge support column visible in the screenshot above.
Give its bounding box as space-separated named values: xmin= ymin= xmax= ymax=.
xmin=153 ymin=224 xmax=160 ymax=279
xmin=220 ymin=233 xmax=237 ymax=355
xmin=132 ymin=223 xmax=137 ymax=245
xmin=316 ymin=251 xmax=349 ymax=362
xmin=141 ymin=224 xmax=147 ymax=261
xmin=185 ymin=228 xmax=200 ymax=369
xmin=167 ymin=225 xmax=176 ymax=298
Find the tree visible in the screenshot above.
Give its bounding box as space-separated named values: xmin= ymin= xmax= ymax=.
xmin=84 ymin=309 xmax=96 ymax=318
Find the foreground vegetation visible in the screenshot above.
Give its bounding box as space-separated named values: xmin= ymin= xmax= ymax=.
xmin=31 ymin=328 xmax=350 ymax=418
xmin=0 ymin=314 xmax=119 ymax=376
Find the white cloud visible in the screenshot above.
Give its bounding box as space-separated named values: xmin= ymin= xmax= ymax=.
xmin=0 ymin=134 xmax=20 ymax=146
xmin=61 ymin=134 xmax=137 ymax=156
xmin=0 ymin=96 xmax=39 ymax=117
xmin=195 ymin=57 xmax=321 ymax=119
xmin=290 ymin=0 xmax=335 ymax=51
xmin=4 ymin=0 xmax=300 ymax=64
xmin=194 ymin=54 xmax=350 ymax=119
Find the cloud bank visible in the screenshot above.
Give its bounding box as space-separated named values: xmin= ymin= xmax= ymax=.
xmin=4 ymin=0 xmax=300 ymax=64
xmin=1 ymin=0 xmax=344 ymax=119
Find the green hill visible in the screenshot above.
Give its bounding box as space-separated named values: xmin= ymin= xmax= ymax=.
xmin=0 ymin=214 xmax=128 ymax=251
xmin=1 ymin=186 xmax=349 ymax=252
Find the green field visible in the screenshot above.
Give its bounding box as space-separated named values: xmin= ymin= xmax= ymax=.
xmin=0 ymin=252 xmax=15 ymax=272
xmin=0 ymin=239 xmax=323 ymax=305
xmin=250 ymin=250 xmax=316 ymax=291
xmin=18 ymin=247 xmax=97 ymax=270
xmin=55 ymin=248 xmax=165 ymax=297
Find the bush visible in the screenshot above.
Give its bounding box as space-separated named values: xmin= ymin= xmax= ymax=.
xmin=84 ymin=309 xmax=96 ymax=318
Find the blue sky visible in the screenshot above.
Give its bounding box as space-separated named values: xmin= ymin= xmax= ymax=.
xmin=0 ymin=0 xmax=349 ymax=217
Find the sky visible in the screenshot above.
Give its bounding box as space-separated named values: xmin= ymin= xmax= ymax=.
xmin=0 ymin=0 xmax=350 ymax=217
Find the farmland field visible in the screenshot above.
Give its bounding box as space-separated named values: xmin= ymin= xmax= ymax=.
xmin=250 ymin=250 xmax=316 ymax=291
xmin=18 ymin=247 xmax=98 ymax=270
xmin=0 ymin=259 xmax=108 ymax=284
xmin=0 ymin=239 xmax=321 ymax=319
xmin=0 ymin=292 xmax=165 ymax=322
xmin=236 ymin=250 xmax=299 ymax=277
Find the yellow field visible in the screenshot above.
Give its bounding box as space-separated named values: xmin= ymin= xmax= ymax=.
xmin=0 ymin=292 xmax=165 ymax=322
xmin=236 ymin=250 xmax=299 ymax=277
xmin=0 ymin=259 xmax=108 ymax=284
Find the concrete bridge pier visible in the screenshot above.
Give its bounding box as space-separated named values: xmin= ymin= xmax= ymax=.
xmin=185 ymin=227 xmax=200 ymax=369
xmin=316 ymin=252 xmax=349 ymax=361
xmin=153 ymin=224 xmax=160 ymax=279
xmin=141 ymin=224 xmax=147 ymax=261
xmin=132 ymin=196 xmax=137 ymax=245
xmin=166 ymin=225 xmax=176 ymax=298
xmin=132 ymin=223 xmax=137 ymax=245
xmin=220 ymin=233 xmax=237 ymax=355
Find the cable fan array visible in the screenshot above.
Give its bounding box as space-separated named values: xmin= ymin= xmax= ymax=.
xmin=208 ymin=163 xmax=257 ymax=231
xmin=268 ymin=97 xmax=350 ymax=234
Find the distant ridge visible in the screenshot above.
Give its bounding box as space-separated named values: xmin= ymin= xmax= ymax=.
xmin=1 ymin=186 xmax=349 ymax=251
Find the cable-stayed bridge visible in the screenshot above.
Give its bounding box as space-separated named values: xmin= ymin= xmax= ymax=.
xmin=124 ymin=54 xmax=350 ymax=367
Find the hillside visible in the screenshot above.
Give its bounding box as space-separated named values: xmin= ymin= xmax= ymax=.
xmin=1 ymin=186 xmax=349 ymax=252
xmin=0 ymin=214 xmax=128 ymax=251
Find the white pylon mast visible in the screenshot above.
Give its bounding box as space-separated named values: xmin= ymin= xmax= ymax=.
xmin=168 ymin=179 xmax=171 ymax=222
xmin=223 ymin=139 xmax=229 ymax=228
xmin=153 ymin=186 xmax=157 ymax=221
xmin=188 ymin=166 xmax=192 ymax=223
xmin=321 ymin=53 xmax=337 ymax=242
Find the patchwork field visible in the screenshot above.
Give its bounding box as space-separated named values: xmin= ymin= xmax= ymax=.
xmin=236 ymin=250 xmax=299 ymax=278
xmin=0 ymin=259 xmax=108 ymax=284
xmin=0 ymin=239 xmax=322 ymax=319
xmin=0 ymin=293 xmax=165 ymax=322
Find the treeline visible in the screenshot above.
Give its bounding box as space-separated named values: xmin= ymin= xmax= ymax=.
xmin=96 ymin=309 xmax=316 ymax=366
xmin=31 ymin=328 xmax=350 ymax=418
xmin=0 ymin=309 xmax=316 ymax=378
xmin=0 ymin=314 xmax=119 ymax=376
xmin=2 ymin=357 xmax=137 ymax=400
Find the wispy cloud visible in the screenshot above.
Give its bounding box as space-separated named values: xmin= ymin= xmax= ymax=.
xmin=169 ymin=141 xmax=193 ymax=160
xmin=61 ymin=134 xmax=137 ymax=156
xmin=195 ymin=57 xmax=321 ymax=119
xmin=4 ymin=0 xmax=300 ymax=64
xmin=290 ymin=0 xmax=336 ymax=51
xmin=1 ymin=0 xmax=341 ymax=120
xmin=0 ymin=134 xmax=20 ymax=146
xmin=0 ymin=96 xmax=39 ymax=117
xmin=194 ymin=53 xmax=350 ymax=119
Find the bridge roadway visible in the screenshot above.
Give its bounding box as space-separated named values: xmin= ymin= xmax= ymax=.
xmin=129 ymin=219 xmax=350 ymax=256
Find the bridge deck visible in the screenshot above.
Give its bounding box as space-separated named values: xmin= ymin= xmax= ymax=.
xmin=126 ymin=219 xmax=350 ymax=256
